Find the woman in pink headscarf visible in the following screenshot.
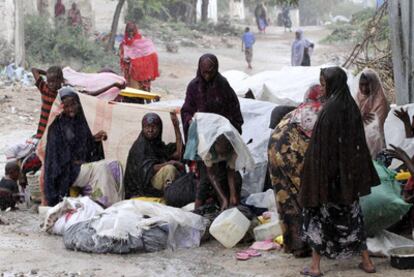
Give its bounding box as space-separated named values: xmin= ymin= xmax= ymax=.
xmin=356 ymin=68 xmax=389 ymax=157
xmin=119 ymin=22 xmax=159 ymax=92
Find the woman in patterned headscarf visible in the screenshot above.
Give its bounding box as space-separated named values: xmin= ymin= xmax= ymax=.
xmin=268 ymin=82 xmax=326 ymax=258
xmin=124 ymin=112 xmax=183 ymax=199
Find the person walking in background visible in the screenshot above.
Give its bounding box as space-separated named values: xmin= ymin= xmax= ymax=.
xmin=67 ymin=3 xmax=82 ymax=28
xmin=119 ymin=22 xmax=159 ymax=92
xmin=241 ymin=27 xmax=256 ymax=70
xmin=255 ymin=2 xmax=269 ymax=33
xmin=291 ymin=29 xmax=314 ymax=66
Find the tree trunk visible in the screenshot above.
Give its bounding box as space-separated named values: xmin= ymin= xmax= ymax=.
xmin=201 ymin=0 xmax=209 ymax=22
xmin=191 ymin=0 xmax=197 ymax=24
xmin=106 ymin=0 xmax=126 ymax=52
xmin=389 ymin=0 xmax=414 ymax=104
xmin=15 ymin=0 xmax=25 ymax=67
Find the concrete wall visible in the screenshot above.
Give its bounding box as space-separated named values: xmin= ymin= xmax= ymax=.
xmin=0 ymin=0 xmax=15 ymax=43
xmin=229 ymin=0 xmax=245 ymax=20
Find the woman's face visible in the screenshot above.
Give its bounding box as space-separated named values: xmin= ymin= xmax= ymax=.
xmin=126 ymin=25 xmax=135 ymax=39
xmin=143 ymin=123 xmax=161 ymax=140
xmin=319 ymin=74 xmax=326 ymax=97
xmin=62 ymin=96 xmax=80 ymax=118
xmin=359 ymin=76 xmax=370 ymax=96
xmin=200 ymin=59 xmax=216 ymax=82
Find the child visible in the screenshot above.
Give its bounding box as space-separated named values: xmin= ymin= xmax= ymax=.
xmin=197 ymin=135 xmax=241 ymax=211
xmin=241 ymin=27 xmax=256 ymax=69
xmin=32 ymin=66 xmax=65 ymax=139
xmin=0 ymin=162 xmax=21 ymax=210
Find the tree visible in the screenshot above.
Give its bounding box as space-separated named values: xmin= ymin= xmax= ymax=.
xmin=201 ymin=0 xmax=209 ymax=22
xmin=15 ymin=0 xmax=25 ymax=66
xmin=106 ymin=0 xmax=126 ymax=51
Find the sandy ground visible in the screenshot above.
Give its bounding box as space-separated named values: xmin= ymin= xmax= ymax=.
xmin=1 ymin=26 xmax=413 ymax=276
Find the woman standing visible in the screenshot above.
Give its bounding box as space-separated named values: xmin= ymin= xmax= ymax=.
xmin=268 ymin=84 xmax=326 ymax=257
xmin=119 ymin=22 xmax=159 ymax=91
xmin=181 ymin=54 xmax=243 ymax=138
xmin=356 ymin=68 xmax=389 ymax=158
xmin=299 ymin=67 xmax=380 ymax=276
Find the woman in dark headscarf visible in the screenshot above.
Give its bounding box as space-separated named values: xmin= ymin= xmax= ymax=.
xmin=44 ymin=88 xmax=123 ymax=207
xmin=299 ymin=67 xmax=380 ymax=276
xmin=268 ymin=84 xmax=326 ymax=258
xmin=124 ymin=112 xmax=183 ymax=199
xmin=181 ymin=54 xmax=243 ymax=139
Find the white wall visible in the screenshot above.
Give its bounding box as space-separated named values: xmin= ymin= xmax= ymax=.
xmin=0 ymin=0 xmax=15 ymax=43
xmin=229 ymin=0 xmax=245 ymax=20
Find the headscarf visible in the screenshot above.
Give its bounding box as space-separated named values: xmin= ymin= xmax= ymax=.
xmin=123 ymin=113 xmax=176 ymax=198
xmin=299 ymin=67 xmax=380 ymax=208
xmin=122 ymin=22 xmax=142 ymax=46
xmin=290 ymin=84 xmax=325 ymax=137
xmin=44 ymin=88 xmax=104 ymax=206
xmin=356 ymin=68 xmax=389 ymax=131
xmin=181 ymin=54 xmax=244 ymax=139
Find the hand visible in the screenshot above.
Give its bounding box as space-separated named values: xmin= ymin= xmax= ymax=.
xmin=220 ymin=198 xmax=229 ymax=211
xmin=93 ymin=130 xmax=108 ymax=142
xmin=123 ymin=57 xmax=131 ymax=63
xmin=386 ymin=144 xmax=411 ymax=163
xmin=362 ymin=112 xmax=375 ymax=124
xmin=394 ymin=108 xmax=411 ymax=126
xmin=170 ymin=111 xmax=180 ymax=127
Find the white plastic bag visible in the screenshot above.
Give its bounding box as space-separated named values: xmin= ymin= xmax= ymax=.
xmin=367 ymin=230 xmax=414 ymax=257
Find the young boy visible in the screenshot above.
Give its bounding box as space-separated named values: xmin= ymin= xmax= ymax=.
xmin=32 ymin=66 xmax=65 ymax=139
xmin=241 ymin=27 xmax=256 ymax=69
xmin=196 ymin=135 xmax=241 ymax=211
xmin=0 ymin=162 xmax=21 ymax=210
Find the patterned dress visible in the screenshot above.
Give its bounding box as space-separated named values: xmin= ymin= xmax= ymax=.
xmin=268 ymin=114 xmax=311 ymax=257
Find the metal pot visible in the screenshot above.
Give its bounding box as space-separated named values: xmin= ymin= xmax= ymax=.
xmin=389 ymin=246 xmax=414 ymax=270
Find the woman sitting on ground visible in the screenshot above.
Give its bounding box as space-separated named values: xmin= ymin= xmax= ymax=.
xmin=267 ymin=83 xmax=326 ymax=258
xmin=356 ymin=68 xmax=389 ymax=158
xmin=44 ymin=88 xmax=123 ymax=207
xmin=124 ymin=112 xmax=183 ymax=199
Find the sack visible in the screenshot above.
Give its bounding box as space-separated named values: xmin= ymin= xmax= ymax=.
xmin=164 ymin=173 xmax=197 ymax=208
xmin=360 ymin=162 xmax=412 ymax=236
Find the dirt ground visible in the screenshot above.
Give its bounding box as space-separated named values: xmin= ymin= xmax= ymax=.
xmin=1 ymin=26 xmax=413 ymax=277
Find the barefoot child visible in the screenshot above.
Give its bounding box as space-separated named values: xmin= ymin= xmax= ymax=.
xmin=241 ymin=27 xmax=256 ymax=69
xmin=0 ymin=162 xmax=21 ymax=210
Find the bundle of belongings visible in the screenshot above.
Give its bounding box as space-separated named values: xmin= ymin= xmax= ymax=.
xmin=43 ymin=197 xmax=207 ymax=254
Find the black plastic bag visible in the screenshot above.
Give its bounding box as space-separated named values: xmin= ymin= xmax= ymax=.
xmin=164 ymin=173 xmax=197 ymax=208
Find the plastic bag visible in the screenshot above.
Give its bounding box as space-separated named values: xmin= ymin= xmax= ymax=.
xmin=64 ymin=220 xmax=169 ymax=254
xmin=164 ymin=173 xmax=197 ymax=208
xmin=360 ymin=162 xmax=412 ymax=236
xmin=367 ymin=230 xmax=414 ymax=257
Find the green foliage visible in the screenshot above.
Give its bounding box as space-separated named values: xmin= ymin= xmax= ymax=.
xmin=25 ymin=15 xmax=118 ymax=72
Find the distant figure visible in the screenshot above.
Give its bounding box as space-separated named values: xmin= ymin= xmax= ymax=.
xmin=54 ymin=0 xmax=66 ymax=18
xmin=241 ymin=27 xmax=256 ymax=69
xmin=0 ymin=162 xmax=20 ymax=211
xmin=255 ymin=2 xmax=268 ymax=33
xmin=119 ymin=22 xmax=159 ymax=91
xmin=67 ymin=3 xmax=82 ymax=28
xmin=282 ymin=5 xmax=292 ymax=32
xmin=291 ymin=29 xmax=314 ymax=66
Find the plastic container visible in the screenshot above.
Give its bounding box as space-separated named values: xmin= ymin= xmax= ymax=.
xmin=253 ymin=221 xmax=282 ymax=242
xmin=209 ymin=208 xmax=251 ymax=248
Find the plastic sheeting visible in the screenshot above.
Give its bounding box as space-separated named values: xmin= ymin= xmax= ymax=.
xmin=222 ymin=66 xmax=356 ymax=105
xmin=186 ymin=112 xmax=255 ymax=171
xmin=384 ymin=104 xmax=414 ymax=169
xmin=90 ymin=200 xmax=207 ymax=250
xmin=367 ymin=230 xmax=414 ymax=257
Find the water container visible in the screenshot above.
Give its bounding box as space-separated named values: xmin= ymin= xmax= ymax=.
xmin=253 ymin=221 xmax=282 ymax=242
xmin=209 ymin=208 xmax=251 ymax=248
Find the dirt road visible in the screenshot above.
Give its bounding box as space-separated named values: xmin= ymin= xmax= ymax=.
xmin=1 ymin=26 xmax=412 ymax=277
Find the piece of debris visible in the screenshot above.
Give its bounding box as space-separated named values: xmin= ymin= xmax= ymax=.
xmin=0 ymin=215 xmax=9 ymax=225
xmin=166 ymin=42 xmax=179 ymax=53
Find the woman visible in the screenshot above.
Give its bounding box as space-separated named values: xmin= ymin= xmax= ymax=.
xmin=300 ymin=67 xmax=380 ymax=276
xmin=44 ymin=88 xmax=123 ymax=207
xmin=267 ymin=83 xmax=326 ymax=257
xmin=124 ymin=112 xmax=183 ymax=199
xmin=356 ymin=69 xmax=389 ymax=158
xmin=119 ymin=22 xmax=159 ymax=92
xmin=181 ymin=54 xmax=243 ymax=139
xmin=291 ymin=29 xmax=314 ymax=67
xmin=255 ymin=2 xmax=268 ymax=33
